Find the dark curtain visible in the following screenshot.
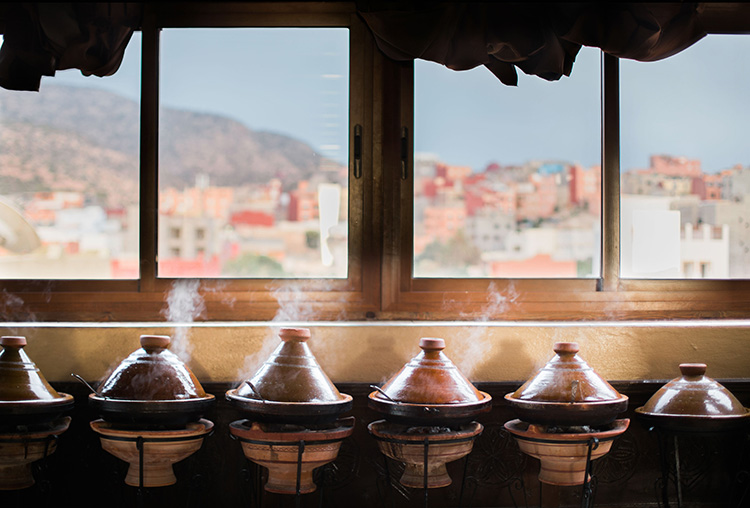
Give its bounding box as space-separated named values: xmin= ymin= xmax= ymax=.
xmin=0 ymin=2 xmax=719 ymax=91
xmin=0 ymin=3 xmax=141 ymax=91
xmin=356 ymin=2 xmax=707 ymax=85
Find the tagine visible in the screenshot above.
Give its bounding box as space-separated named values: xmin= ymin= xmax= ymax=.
xmin=88 ymin=334 xmax=215 ymax=428
xmin=636 ymin=363 xmax=750 ymax=432
xmin=226 ymin=327 xmax=352 ymax=424
xmin=505 ymin=342 xmax=628 ymax=427
xmin=0 ymin=336 xmax=74 ymax=429
xmin=368 ymin=337 xmax=491 ymax=425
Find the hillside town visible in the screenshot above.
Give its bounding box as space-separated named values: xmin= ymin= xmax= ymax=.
xmin=1 ymin=153 xmax=749 ymax=280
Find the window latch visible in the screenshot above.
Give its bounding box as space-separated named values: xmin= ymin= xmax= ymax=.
xmin=353 ymin=124 xmax=362 ymax=179
xmin=401 ymin=126 xmax=408 ymax=180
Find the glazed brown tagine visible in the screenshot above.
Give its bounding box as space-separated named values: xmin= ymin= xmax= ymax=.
xmin=226 ymin=327 xmax=352 ymax=424
xmin=368 ymin=337 xmax=489 ymax=489
xmin=0 ymin=335 xmax=74 ymax=429
xmin=636 ymin=363 xmax=750 ymax=432
xmin=0 ymin=335 xmax=73 ymax=490
xmin=368 ymin=337 xmax=492 ymax=425
xmin=227 ymin=328 xmax=354 ymax=495
xmin=504 ymin=342 xmax=628 ymax=427
xmin=87 ymin=334 xmax=215 ymax=428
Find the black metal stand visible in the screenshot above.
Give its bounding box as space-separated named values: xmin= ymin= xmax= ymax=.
xmin=374 ymin=431 xmax=479 ymax=508
xmin=233 ymin=435 xmax=340 ymax=507
xmin=99 ymin=427 xmax=211 ymax=508
xmin=649 ymin=426 xmax=750 ymax=508
xmin=0 ymin=430 xmax=59 ymax=508
xmin=581 ymin=437 xmax=599 ymax=508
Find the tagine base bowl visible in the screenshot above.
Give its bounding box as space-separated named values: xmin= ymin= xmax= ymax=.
xmin=91 ymin=418 xmax=213 ymax=487
xmin=229 ymin=417 xmax=355 ymax=495
xmin=504 ymin=418 xmax=629 ymax=486
xmin=0 ymin=416 xmax=71 ymax=490
xmin=368 ymin=420 xmax=483 ymax=489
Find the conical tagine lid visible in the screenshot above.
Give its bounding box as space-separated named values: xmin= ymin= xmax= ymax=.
xmin=368 ymin=338 xmax=491 ymax=425
xmin=235 ymin=328 xmax=344 ymax=403
xmin=98 ymin=335 xmax=207 ymax=400
xmin=0 ymin=336 xmax=68 ymax=402
xmin=510 ymin=342 xmax=622 ymax=403
xmin=374 ymin=338 xmax=483 ymax=404
xmin=637 ymin=363 xmax=750 ymax=427
xmin=504 ymin=342 xmax=627 ymax=427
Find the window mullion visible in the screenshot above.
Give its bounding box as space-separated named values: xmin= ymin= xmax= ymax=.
xmin=600 ymin=53 xmax=620 ymax=292
xmin=139 ymin=11 xmax=159 ymax=292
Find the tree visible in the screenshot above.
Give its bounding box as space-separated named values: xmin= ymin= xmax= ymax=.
xmin=222 ymin=253 xmax=285 ymax=277
xmin=416 ymin=230 xmax=482 ymax=275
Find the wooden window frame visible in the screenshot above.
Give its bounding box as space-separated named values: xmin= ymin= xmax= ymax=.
xmin=2 ymin=2 xmax=382 ymax=322
xmin=379 ymin=35 xmax=750 ymax=321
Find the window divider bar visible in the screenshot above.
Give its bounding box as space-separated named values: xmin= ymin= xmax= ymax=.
xmin=600 ymin=53 xmax=620 ymax=292
xmin=139 ymin=9 xmax=160 ymax=292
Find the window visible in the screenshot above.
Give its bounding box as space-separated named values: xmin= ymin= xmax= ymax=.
xmin=158 ymin=27 xmax=349 ymax=279
xmin=620 ymin=35 xmax=750 ymax=279
xmin=0 ymin=3 xmax=377 ymax=321
xmin=2 ymin=3 xmax=750 ymax=322
xmin=0 ymin=34 xmax=141 ymax=280
xmin=412 ymin=48 xmax=600 ymax=279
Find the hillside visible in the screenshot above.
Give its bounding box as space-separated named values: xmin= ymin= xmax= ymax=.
xmin=0 ymin=85 xmax=338 ymax=206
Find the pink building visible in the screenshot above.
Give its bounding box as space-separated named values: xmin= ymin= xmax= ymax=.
xmin=650 ymin=154 xmax=701 ymax=177
xmin=421 ymin=205 xmax=466 ymax=242
xmin=287 ymin=180 xmax=319 ymax=221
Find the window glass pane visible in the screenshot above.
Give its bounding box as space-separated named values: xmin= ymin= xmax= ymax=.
xmin=158 ymin=28 xmax=349 ymax=278
xmin=621 ymin=35 xmax=750 ymax=279
xmin=413 ymin=47 xmax=601 ymax=278
xmin=0 ymin=34 xmax=141 ymax=279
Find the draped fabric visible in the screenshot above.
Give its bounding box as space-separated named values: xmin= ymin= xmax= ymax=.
xmin=0 ymin=3 xmax=141 ymax=91
xmin=0 ymin=2 xmax=724 ymax=91
xmin=356 ymin=2 xmax=708 ymax=86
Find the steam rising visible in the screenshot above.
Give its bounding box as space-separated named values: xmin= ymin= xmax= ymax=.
xmin=236 ymin=281 xmax=345 ymax=383
xmin=271 ymin=280 xmax=346 ymax=323
xmin=161 ymin=280 xmax=206 ymax=361
xmin=0 ymin=289 xmax=27 ymax=321
xmin=450 ymin=282 xmax=520 ymax=379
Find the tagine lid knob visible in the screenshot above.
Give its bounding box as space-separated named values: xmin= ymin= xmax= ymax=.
xmin=553 ymin=341 xmax=579 ymax=356
xmin=679 ymin=363 xmax=707 ymax=377
xmin=0 ymin=336 xmax=27 ymax=348
xmin=140 ymin=335 xmax=171 ymax=352
xmin=419 ymin=337 xmax=445 ymax=351
xmin=279 ymin=328 xmax=311 ymax=342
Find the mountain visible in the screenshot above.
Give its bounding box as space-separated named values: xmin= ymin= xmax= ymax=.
xmin=0 ymin=84 xmax=339 ymax=206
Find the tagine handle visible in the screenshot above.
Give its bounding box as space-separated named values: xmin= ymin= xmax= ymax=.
xmin=553 ymin=342 xmax=579 ymax=356
xmin=0 ymin=336 xmax=27 ymax=348
xmin=140 ymin=335 xmax=171 ymax=352
xmin=679 ymin=363 xmax=707 ymax=377
xmin=279 ymin=328 xmax=311 ymax=342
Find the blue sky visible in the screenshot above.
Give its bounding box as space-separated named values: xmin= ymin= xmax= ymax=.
xmin=18 ymin=31 xmax=750 ymax=174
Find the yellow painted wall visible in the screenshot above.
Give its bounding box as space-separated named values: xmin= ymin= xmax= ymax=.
xmin=4 ymin=321 xmax=749 ymax=385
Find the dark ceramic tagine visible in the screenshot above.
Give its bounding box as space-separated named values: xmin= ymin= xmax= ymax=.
xmin=368 ymin=337 xmax=492 ymax=425
xmin=0 ymin=336 xmax=74 ymax=428
xmin=636 ymin=363 xmax=750 ymax=432
xmin=504 ymin=342 xmax=628 ymax=427
xmin=88 ymin=335 xmax=215 ymax=428
xmin=226 ymin=327 xmax=353 ymax=424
